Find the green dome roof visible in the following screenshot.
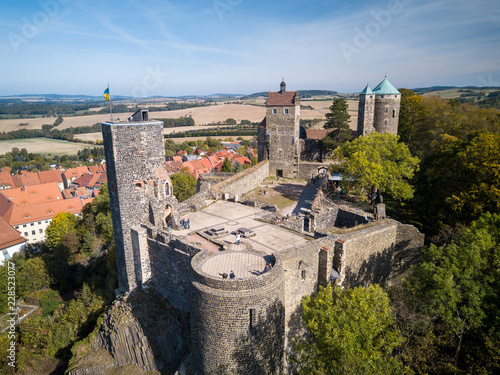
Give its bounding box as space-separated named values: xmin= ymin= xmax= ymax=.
xmin=359 ymin=84 xmax=374 ymax=95
xmin=373 ymin=77 xmax=400 ymax=95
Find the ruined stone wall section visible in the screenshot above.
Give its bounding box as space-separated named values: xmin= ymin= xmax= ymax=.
xmin=147 ymin=236 xmax=203 ymax=312
xmin=197 ymin=173 xmax=235 ymax=193
xmin=131 ymin=227 xmax=151 ymax=288
xmin=190 ymin=250 xmax=286 ymax=374
xmin=209 ymin=160 xmax=269 ymax=197
xmin=278 ymin=237 xmax=335 ymax=331
xmin=338 ymin=221 xmax=398 ymax=288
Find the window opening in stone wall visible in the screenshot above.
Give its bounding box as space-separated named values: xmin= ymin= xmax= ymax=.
xmin=249 ymin=308 xmax=257 ymax=336
xmin=284 ymin=108 xmax=289 ymax=114
xmin=301 ymin=270 xmax=306 ymax=280
xmin=272 ymin=109 xmax=277 ymax=114
xmin=277 ymin=170 xmax=283 ymax=178
xmin=384 ymin=120 xmax=388 ymax=126
xmin=393 ymin=109 xmax=396 ymax=118
xmin=385 ymin=107 xmax=388 ymax=113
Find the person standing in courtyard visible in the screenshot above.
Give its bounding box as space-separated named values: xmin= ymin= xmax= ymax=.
xmin=236 ymin=233 xmax=241 ymax=245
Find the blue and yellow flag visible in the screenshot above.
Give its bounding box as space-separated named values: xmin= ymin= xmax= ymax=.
xmin=103 ymin=87 xmax=110 ymax=101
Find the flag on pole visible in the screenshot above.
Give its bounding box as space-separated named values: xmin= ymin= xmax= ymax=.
xmin=103 ymin=87 xmax=110 ymax=101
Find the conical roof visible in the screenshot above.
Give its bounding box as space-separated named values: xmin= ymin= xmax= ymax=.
xmin=359 ymin=84 xmax=374 ymax=95
xmin=373 ymin=77 xmax=400 ymax=95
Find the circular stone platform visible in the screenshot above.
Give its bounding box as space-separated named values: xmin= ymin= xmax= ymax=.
xmin=200 ymin=251 xmax=267 ymax=279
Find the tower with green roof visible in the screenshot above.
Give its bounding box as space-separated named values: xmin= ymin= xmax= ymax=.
xmin=357 ymin=77 xmax=401 ymax=136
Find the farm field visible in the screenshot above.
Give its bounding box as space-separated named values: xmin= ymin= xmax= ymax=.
xmin=0 ymin=103 xmax=327 ymax=133
xmin=0 ymin=138 xmax=101 ymax=156
xmin=74 ymin=124 xmax=244 ymax=143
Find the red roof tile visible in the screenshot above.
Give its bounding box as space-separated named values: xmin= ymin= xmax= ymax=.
xmin=12 ymin=171 xmax=41 ymax=188
xmin=266 ymin=91 xmax=299 ymax=107
xmin=0 ymin=216 xmax=26 ymax=251
xmin=0 ymin=171 xmax=15 ymax=189
xmin=37 ymin=169 xmax=63 ymax=184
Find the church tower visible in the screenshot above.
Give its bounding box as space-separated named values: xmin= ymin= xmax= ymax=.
xmin=257 ymin=80 xmax=300 ymax=178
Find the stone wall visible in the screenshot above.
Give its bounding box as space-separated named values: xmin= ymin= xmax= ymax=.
xmin=190 ymin=250 xmax=286 ymax=374
xmin=209 ymin=160 xmax=269 ymax=197
xmin=297 ymin=161 xmax=329 ymax=180
xmin=357 ymin=93 xmax=375 ymax=136
xmin=147 ymin=234 xmax=202 ymax=312
xmin=373 ymin=95 xmax=400 ymax=135
xmin=197 ymin=173 xmax=234 ymax=193
xmin=102 ymin=120 xmax=177 ymax=293
xmin=266 ymin=102 xmax=300 ymax=178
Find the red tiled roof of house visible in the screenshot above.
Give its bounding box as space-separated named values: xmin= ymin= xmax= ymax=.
xmin=305 ymin=128 xmax=334 ymax=140
xmin=88 ymin=165 xmax=106 ymax=175
xmin=95 ymin=172 xmax=107 ymax=186
xmin=12 ymin=171 xmax=41 ymax=188
xmin=0 ymin=171 xmax=15 ymax=189
xmin=0 ymin=216 xmax=27 ymax=251
xmin=0 ymin=167 xmax=12 ymax=173
xmin=2 ymin=198 xmax=83 ymax=226
xmin=38 ymin=169 xmax=63 ymax=184
xmin=232 ymin=156 xmax=251 ymax=165
xmin=266 ymin=91 xmax=299 ymax=107
xmin=63 ymin=186 xmax=89 ymax=199
xmin=81 ymin=197 xmax=94 ymax=207
xmin=72 ymin=173 xmax=99 ymax=189
xmin=0 ymin=182 xmax=63 ymax=207
xmin=63 ymin=166 xmax=90 ymax=181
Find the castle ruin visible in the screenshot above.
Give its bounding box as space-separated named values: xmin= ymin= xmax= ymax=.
xmin=71 ymin=81 xmax=421 ymax=375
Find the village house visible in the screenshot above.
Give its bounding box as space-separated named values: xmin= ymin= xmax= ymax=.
xmin=0 ymin=182 xmax=83 ymax=243
xmin=0 ymin=216 xmax=27 ymax=264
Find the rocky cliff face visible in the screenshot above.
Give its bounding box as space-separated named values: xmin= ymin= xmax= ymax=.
xmin=67 ymin=289 xmax=190 ymax=375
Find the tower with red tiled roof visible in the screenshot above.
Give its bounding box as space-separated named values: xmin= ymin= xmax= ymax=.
xmin=257 ymin=79 xmax=301 ymax=178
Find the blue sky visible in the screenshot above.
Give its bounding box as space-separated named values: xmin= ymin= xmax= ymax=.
xmin=1 ymin=0 xmax=499 ymax=96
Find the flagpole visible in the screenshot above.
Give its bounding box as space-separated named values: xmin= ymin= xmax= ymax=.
xmin=108 ymin=83 xmax=113 ymax=122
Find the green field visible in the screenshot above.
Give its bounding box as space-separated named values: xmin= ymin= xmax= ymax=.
xmin=0 ymin=138 xmax=101 ymax=156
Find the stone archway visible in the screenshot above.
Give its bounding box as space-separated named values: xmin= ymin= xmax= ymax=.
xmin=164 ymin=205 xmax=174 ymax=228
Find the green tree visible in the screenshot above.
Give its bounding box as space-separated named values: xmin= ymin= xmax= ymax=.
xmin=233 ymin=160 xmax=244 ymax=173
xmin=323 ymin=98 xmax=352 ymax=152
xmin=291 ymin=284 xmax=406 ymax=374
xmin=19 ymin=257 xmax=51 ymax=297
xmin=221 ymin=156 xmax=233 ymax=173
xmin=398 ymin=89 xmax=424 ymax=144
xmin=404 ymin=212 xmax=500 ymax=371
xmin=225 ymin=118 xmax=237 ymax=125
xmin=237 ymin=145 xmax=247 ymax=155
xmin=45 ymin=212 xmax=79 ymax=253
xmin=415 ymin=132 xmax=500 ymax=232
xmin=171 ymin=172 xmax=197 ymax=202
xmin=334 ymin=132 xmax=419 ymax=203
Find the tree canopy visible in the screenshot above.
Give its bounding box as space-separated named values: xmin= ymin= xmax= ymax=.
xmin=323 ymin=98 xmax=352 ymax=152
xmin=291 ymin=284 xmax=406 ymax=374
xmin=415 ymin=132 xmax=500 ymax=232
xmin=171 ymin=172 xmax=197 ymax=202
xmin=403 ymin=212 xmax=500 ymax=372
xmin=334 ymin=132 xmax=419 ymax=202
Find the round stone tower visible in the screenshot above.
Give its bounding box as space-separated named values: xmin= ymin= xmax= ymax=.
xmin=372 ymin=77 xmax=401 ymax=135
xmin=190 ymin=250 xmax=285 ymax=374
